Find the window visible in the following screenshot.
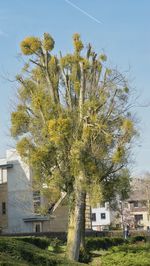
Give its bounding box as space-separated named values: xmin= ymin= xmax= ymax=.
xmin=101 ymin=213 xmax=106 ymax=219
xmin=33 ymin=191 xmax=40 ymax=200
xmin=135 ymin=214 xmax=143 ymax=221
xmin=2 ymin=202 xmax=6 ymax=215
xmin=141 ymin=201 xmax=147 ymax=207
xmin=133 ymin=201 xmax=138 ymax=207
xmin=0 ymin=169 xmax=7 ymax=184
xmin=34 ymin=223 xmax=42 ymax=233
xmin=92 ymin=213 xmax=96 ymax=221
xmin=0 ymin=169 xmax=3 ymax=184
xmin=33 ymin=191 xmax=41 ymax=213
xmin=34 ymin=201 xmax=40 ymax=213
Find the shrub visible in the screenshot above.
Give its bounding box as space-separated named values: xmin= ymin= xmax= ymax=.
xmin=86 ymin=237 xmax=125 ymax=251
xmin=49 ymin=238 xmax=62 ymax=252
xmin=101 ymin=243 xmax=150 ymax=266
xmin=130 ymin=235 xmax=146 ymax=243
xmin=79 ymin=247 xmax=91 ymax=263
xmin=14 ymin=236 xmax=50 ymax=249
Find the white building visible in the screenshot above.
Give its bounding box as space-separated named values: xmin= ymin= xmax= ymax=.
xmin=0 ymin=149 xmax=50 ymax=233
xmin=91 ymin=203 xmax=112 ymax=231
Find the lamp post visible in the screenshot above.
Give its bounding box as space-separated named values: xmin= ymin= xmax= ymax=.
xmin=119 ymin=200 xmax=125 ymax=239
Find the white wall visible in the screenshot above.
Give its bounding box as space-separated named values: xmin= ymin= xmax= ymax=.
xmin=92 ymin=203 xmax=111 ymax=230
xmin=6 ymin=149 xmax=34 ymax=233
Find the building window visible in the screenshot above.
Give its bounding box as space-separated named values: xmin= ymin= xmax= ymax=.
xmin=133 ymin=201 xmax=138 ymax=207
xmin=0 ymin=169 xmax=3 ymax=184
xmin=33 ymin=191 xmax=41 ymax=213
xmin=34 ymin=223 xmax=42 ymax=233
xmin=2 ymin=202 xmax=6 ymax=215
xmin=101 ymin=213 xmax=106 ymax=219
xmin=34 ymin=201 xmax=41 ymax=213
xmin=141 ymin=201 xmax=147 ymax=207
xmin=92 ymin=213 xmax=96 ymax=221
xmin=134 ymin=214 xmax=143 ymax=222
xmin=0 ymin=169 xmax=7 ymax=184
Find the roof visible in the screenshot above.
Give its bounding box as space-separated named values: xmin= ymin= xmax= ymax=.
xmin=128 ymin=192 xmax=147 ymax=201
xmin=128 ymin=178 xmax=150 ymax=201
xmin=23 ymin=216 xmax=49 ymax=222
xmin=0 ymin=164 xmax=13 ymax=169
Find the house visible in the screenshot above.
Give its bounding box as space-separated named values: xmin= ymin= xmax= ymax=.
xmin=91 ymin=202 xmax=112 ymax=231
xmin=0 ymin=149 xmax=50 ymax=233
xmin=0 ymin=149 xmax=92 ymax=234
xmin=127 ymin=178 xmax=150 ymax=230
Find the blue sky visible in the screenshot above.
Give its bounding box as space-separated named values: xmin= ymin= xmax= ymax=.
xmin=0 ymin=0 xmax=150 ymax=175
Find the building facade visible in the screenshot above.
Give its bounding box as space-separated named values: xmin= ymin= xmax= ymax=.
xmin=91 ymin=202 xmax=112 ymax=231
xmin=127 ymin=178 xmax=150 ymax=230
xmin=0 ymin=149 xmax=50 ymax=233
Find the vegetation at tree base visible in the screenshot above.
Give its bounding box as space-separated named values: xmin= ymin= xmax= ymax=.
xmin=0 ymin=237 xmax=82 ymax=265
xmin=11 ymin=33 xmax=136 ymax=261
xmin=0 ymin=236 xmax=149 ymax=265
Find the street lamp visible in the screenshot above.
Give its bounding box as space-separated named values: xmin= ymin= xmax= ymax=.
xmin=119 ymin=200 xmax=127 ymax=239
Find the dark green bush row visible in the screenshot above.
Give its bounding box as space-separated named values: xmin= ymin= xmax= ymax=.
xmin=13 ymin=236 xmax=64 ymax=250
xmin=86 ymin=237 xmax=125 ymax=250
xmin=130 ymin=235 xmax=146 ymax=243
xmin=14 ymin=236 xmax=50 ymax=249
xmin=0 ymin=238 xmax=79 ymax=265
xmin=86 ymin=235 xmax=147 ymax=251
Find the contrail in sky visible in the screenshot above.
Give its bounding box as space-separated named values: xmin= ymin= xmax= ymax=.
xmin=64 ymin=0 xmax=102 ymax=24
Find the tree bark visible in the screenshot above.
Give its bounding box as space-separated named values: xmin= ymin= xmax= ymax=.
xmin=80 ymin=192 xmax=86 ymax=250
xmin=67 ymin=182 xmax=86 ymax=261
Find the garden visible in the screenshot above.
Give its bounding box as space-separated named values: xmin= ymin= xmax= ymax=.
xmin=0 ymin=235 xmax=149 ymax=265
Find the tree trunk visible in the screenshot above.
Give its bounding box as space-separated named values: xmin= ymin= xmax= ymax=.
xmin=80 ymin=192 xmax=86 ymax=250
xmin=67 ymin=186 xmax=86 ymax=261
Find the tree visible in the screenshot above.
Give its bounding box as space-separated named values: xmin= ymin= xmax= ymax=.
xmin=11 ymin=33 xmax=136 ymax=261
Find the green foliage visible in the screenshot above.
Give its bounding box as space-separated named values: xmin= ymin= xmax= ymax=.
xmin=79 ymin=247 xmax=91 ymax=263
xmin=11 ymin=32 xmax=136 ymax=218
xmin=0 ymin=237 xmax=81 ymax=265
xmin=102 ymin=169 xmax=131 ymax=204
xmin=130 ymin=235 xmax=146 ymax=243
xmin=101 ymin=243 xmax=150 ymax=266
xmin=73 ymin=33 xmax=84 ymax=53
xmin=20 ymin=36 xmax=41 ymax=55
xmin=99 ymin=54 xmax=107 ymax=62
xmin=48 ymin=238 xmax=62 ymax=252
xmin=11 ymin=106 xmax=30 ymax=137
xmin=86 ymin=237 xmax=125 ymax=251
xmin=43 ymin=33 xmax=55 ymax=51
xmin=14 ymin=236 xmax=51 ymax=249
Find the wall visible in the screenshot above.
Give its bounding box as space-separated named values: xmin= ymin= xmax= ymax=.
xmin=92 ymin=203 xmax=111 ymax=230
xmin=49 ymin=200 xmax=68 ymax=232
xmin=6 ymin=150 xmax=34 ymax=233
xmin=0 ymin=183 xmax=8 ymax=231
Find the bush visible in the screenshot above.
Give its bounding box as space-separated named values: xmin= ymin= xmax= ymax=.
xmin=79 ymin=247 xmax=91 ymax=263
xmin=49 ymin=238 xmax=62 ymax=252
xmin=0 ymin=237 xmax=81 ymax=265
xmin=14 ymin=236 xmax=50 ymax=249
xmin=86 ymin=237 xmax=125 ymax=251
xmin=101 ymin=243 xmax=150 ymax=266
xmin=130 ymin=235 xmax=146 ymax=243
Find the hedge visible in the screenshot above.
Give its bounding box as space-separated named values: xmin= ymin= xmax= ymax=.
xmin=86 ymin=237 xmax=125 ymax=250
